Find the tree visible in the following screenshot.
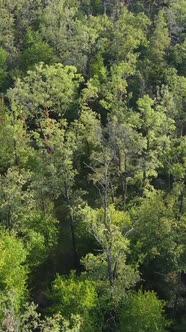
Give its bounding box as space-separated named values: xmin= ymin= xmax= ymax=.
xmin=138 ymin=9 xmax=171 ymax=91
xmin=0 ymin=47 xmax=8 ymax=91
xmin=31 ymin=116 xmax=83 ymax=269
xmin=108 ymin=7 xmax=149 ymax=63
xmin=40 ymin=1 xmax=110 ymax=76
xmin=0 ymin=166 xmax=58 ymax=269
xmin=0 ymin=105 xmax=15 ymax=173
xmin=48 ymin=272 xmax=99 ymax=332
xmin=8 ymin=63 xmax=83 ymax=122
xmin=78 ymin=127 xmax=138 ymax=294
xmin=1 ymin=301 xmax=82 ymax=332
xmin=20 ymin=29 xmax=58 ymax=72
xmin=129 ymin=188 xmax=186 ymax=306
xmin=0 ymin=229 xmax=28 ymax=322
xmin=105 ymin=111 xmax=146 ymax=207
xmin=119 ymin=290 xmax=170 ymax=332
xmin=81 ymin=205 xmax=137 ymax=293
xmin=136 ymin=94 xmax=175 ymax=190
xmin=0 ymin=0 xmax=43 ymax=55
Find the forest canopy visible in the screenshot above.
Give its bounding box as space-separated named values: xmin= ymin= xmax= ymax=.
xmin=0 ymin=0 xmax=185 ymax=331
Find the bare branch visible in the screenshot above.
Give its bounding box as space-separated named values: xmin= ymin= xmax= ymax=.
xmin=124 ymin=218 xmax=141 ymax=237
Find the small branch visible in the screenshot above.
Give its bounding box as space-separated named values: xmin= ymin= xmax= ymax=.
xmin=125 ymin=218 xmax=141 ymax=237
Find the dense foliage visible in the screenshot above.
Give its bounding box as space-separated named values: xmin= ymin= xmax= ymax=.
xmin=0 ymin=0 xmax=185 ymax=330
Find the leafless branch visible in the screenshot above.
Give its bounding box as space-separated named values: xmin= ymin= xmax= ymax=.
xmin=125 ymin=218 xmax=141 ymax=237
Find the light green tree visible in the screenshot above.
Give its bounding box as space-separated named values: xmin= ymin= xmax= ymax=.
xmin=40 ymin=1 xmax=110 ymax=75
xmin=48 ymin=272 xmax=99 ymax=332
xmin=120 ymin=290 xmax=170 ymax=332
xmin=0 ymin=229 xmax=28 ymax=323
xmin=0 ymin=47 xmax=8 ymax=90
xmin=8 ymin=62 xmax=83 ymax=122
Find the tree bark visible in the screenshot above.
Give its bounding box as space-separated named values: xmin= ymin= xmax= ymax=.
xmin=64 ymin=181 xmax=79 ymax=270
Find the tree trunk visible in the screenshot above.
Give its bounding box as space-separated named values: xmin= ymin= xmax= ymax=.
xmin=64 ymin=181 xmax=79 ymax=270
xmin=106 ymin=248 xmax=114 ymax=286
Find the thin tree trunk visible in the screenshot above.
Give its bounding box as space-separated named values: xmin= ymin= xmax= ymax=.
xmin=13 ymin=138 xmax=19 ymax=166
xmin=64 ymin=181 xmax=79 ymax=269
xmin=69 ymin=209 xmax=79 ymax=269
xmin=106 ymin=248 xmax=114 ymax=286
xmin=179 ymin=190 xmax=184 ymax=216
xmin=173 ymin=272 xmax=181 ymax=319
